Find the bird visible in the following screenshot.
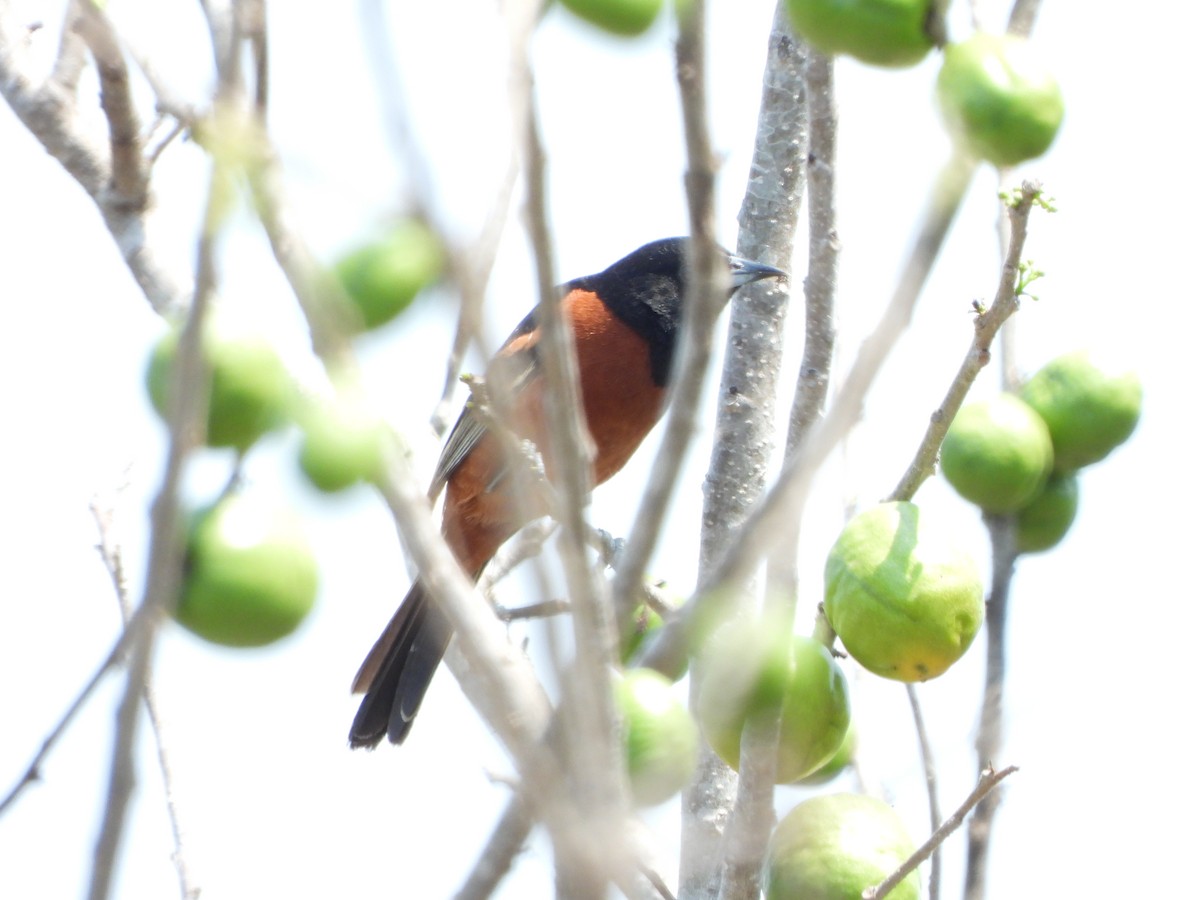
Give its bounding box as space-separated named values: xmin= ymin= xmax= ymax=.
xmin=349 ymin=236 xmax=786 ymax=749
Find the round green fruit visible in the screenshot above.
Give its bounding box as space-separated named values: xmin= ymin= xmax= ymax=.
xmin=936 ymin=32 xmax=1064 ymax=166
xmin=698 ymin=624 xmax=850 ymax=783
xmin=298 ymin=393 xmax=390 ymax=493
xmin=559 ymin=0 xmax=663 ymax=36
xmin=825 ymin=501 xmax=983 ymax=682
xmin=794 ymin=721 xmax=857 ymax=786
xmin=146 ymin=323 xmax=292 ymax=451
xmin=786 ymin=0 xmax=934 ymax=68
xmin=940 ymin=393 xmax=1053 ymax=513
xmin=1016 ymin=472 xmax=1079 ymax=554
xmin=616 ymin=668 xmax=698 ymax=806
xmin=176 ymin=494 xmax=319 ymax=647
xmin=1020 ymin=350 xmax=1142 ymax=471
xmin=765 ymin=793 xmax=920 ymax=900
xmin=334 ymin=220 xmax=443 ymax=332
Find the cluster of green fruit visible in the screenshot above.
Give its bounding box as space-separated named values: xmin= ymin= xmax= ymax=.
xmin=556 ymin=0 xmax=1064 ymax=165
xmin=145 ymin=221 xmax=443 ymax=648
xmin=941 ymin=351 xmax=1142 ymax=552
xmin=787 ymin=0 xmax=1065 ymax=168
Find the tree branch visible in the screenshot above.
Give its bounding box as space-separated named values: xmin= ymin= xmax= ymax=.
xmin=888 ymin=182 xmax=1042 ymax=502
xmin=865 ymin=765 xmax=1019 ymax=900
xmin=639 ymin=150 xmax=977 ymax=681
xmin=86 ymin=155 xmax=219 ymax=900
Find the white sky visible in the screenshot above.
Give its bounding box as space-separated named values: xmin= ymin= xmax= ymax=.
xmin=1 ymin=1 xmax=1197 ymax=898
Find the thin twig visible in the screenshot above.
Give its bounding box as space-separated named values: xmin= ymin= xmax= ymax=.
xmin=0 ymin=606 xmax=153 ymax=819
xmin=0 ymin=5 xmax=191 ymax=315
xmin=86 ymin=157 xmax=219 ymax=900
xmin=497 ymin=599 xmax=571 ymax=622
xmin=77 ymin=2 xmax=147 ymax=206
xmin=888 ymin=183 xmax=1042 ymax=502
xmin=905 ymin=685 xmax=941 ymax=900
xmin=454 ymin=795 xmax=535 ymax=900
xmin=864 ymin=765 xmax=1019 ymax=900
xmin=609 ymin=0 xmax=743 ymax=632
xmin=964 ymin=516 xmax=1018 ymax=900
xmin=49 ymin=0 xmax=87 ymax=96
xmin=511 ymin=5 xmax=635 ymax=893
xmin=91 ymin=498 xmax=200 ymax=900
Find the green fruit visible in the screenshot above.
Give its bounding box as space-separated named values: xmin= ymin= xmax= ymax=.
xmin=786 ymin=0 xmax=934 ymax=68
xmin=1020 ymin=350 xmax=1142 ymax=471
xmin=334 ymin=220 xmax=443 ymax=332
xmin=559 ymin=0 xmax=663 ymax=36
xmin=1016 ymin=472 xmax=1079 ymax=554
xmin=765 ymin=793 xmax=920 ymax=900
xmin=936 ymin=32 xmax=1064 ymax=166
xmin=619 ymin=585 xmax=686 ymax=679
xmin=794 ymin=721 xmax=857 ymax=786
xmin=698 ymin=624 xmax=851 ymax=783
xmin=941 ymin=393 xmax=1053 ymax=513
xmin=825 ymin=501 xmax=983 ymax=682
xmin=176 ymin=494 xmax=319 ymax=647
xmin=298 ymin=393 xmax=390 ymax=493
xmin=616 ymin=668 xmax=698 ymax=806
xmin=620 ymin=600 xmax=664 ymax=665
xmin=146 ymin=323 xmax=292 ymax=451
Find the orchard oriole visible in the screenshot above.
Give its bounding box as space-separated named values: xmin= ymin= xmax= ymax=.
xmin=349 ymin=237 xmax=785 ymax=748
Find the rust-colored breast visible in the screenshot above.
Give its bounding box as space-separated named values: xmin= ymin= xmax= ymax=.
xmin=441 ymin=288 xmax=667 ymax=572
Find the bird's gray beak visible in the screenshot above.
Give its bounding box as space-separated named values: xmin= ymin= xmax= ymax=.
xmin=729 ymin=256 xmax=788 ymax=289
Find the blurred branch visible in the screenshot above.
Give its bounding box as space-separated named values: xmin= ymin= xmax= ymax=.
xmin=609 ymin=0 xmax=738 ymax=630
xmin=675 ymin=1 xmax=746 ymax=896
xmin=0 ymin=2 xmax=192 ymax=315
xmin=49 ymin=0 xmax=86 ymax=95
xmin=454 ymin=795 xmax=535 ymax=900
xmin=508 ymin=3 xmax=637 ymax=893
xmin=865 ymin=764 xmax=1019 ymax=900
xmin=0 ymin=603 xmax=155 ymax=820
xmin=91 ymin=496 xmax=200 ymax=900
xmin=86 ymin=156 xmax=220 ymax=900
xmin=1006 ymin=0 xmax=1042 ymax=37
xmin=76 ymin=2 xmax=147 ymax=206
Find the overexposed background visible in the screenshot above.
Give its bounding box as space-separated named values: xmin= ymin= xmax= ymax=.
xmin=1 ymin=1 xmax=1194 ymax=897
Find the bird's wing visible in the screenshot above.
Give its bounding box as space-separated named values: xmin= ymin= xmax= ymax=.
xmin=426 ymin=306 xmax=544 ymax=499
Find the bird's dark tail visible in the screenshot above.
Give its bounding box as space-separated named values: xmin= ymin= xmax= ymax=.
xmin=349 ymin=582 xmax=454 ymax=749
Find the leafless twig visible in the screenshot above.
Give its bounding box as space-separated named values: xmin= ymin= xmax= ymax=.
xmin=865 ymin=765 xmax=1018 ymax=900
xmin=888 ymin=183 xmax=1043 ymax=502
xmin=91 ymin=497 xmax=200 ymax=900
xmin=86 ymin=156 xmax=219 ymax=900
xmin=906 ymin=685 xmax=941 ymax=900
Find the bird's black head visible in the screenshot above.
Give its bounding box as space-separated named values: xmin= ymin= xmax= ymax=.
xmin=572 ymin=237 xmax=786 ymax=385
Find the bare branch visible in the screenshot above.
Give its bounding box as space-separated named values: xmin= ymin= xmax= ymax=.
xmin=454 ymin=795 xmax=535 ymax=900
xmin=91 ymin=497 xmax=200 ymax=900
xmin=1006 ymin=0 xmax=1043 ymax=37
xmin=0 ymin=607 xmax=151 ymax=820
xmin=640 ymin=150 xmax=977 ymax=681
xmin=0 ymin=5 xmax=191 ymax=314
xmin=86 ymin=157 xmax=219 ymax=900
xmin=888 ymin=183 xmax=1042 ymax=502
xmin=906 ymin=685 xmax=942 ymax=900
xmin=49 ymin=0 xmax=87 ymax=96
xmin=964 ymin=515 xmax=1019 ymax=900
xmin=865 ymin=765 xmax=1019 ymax=900
xmin=77 ymin=2 xmax=147 ymax=207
